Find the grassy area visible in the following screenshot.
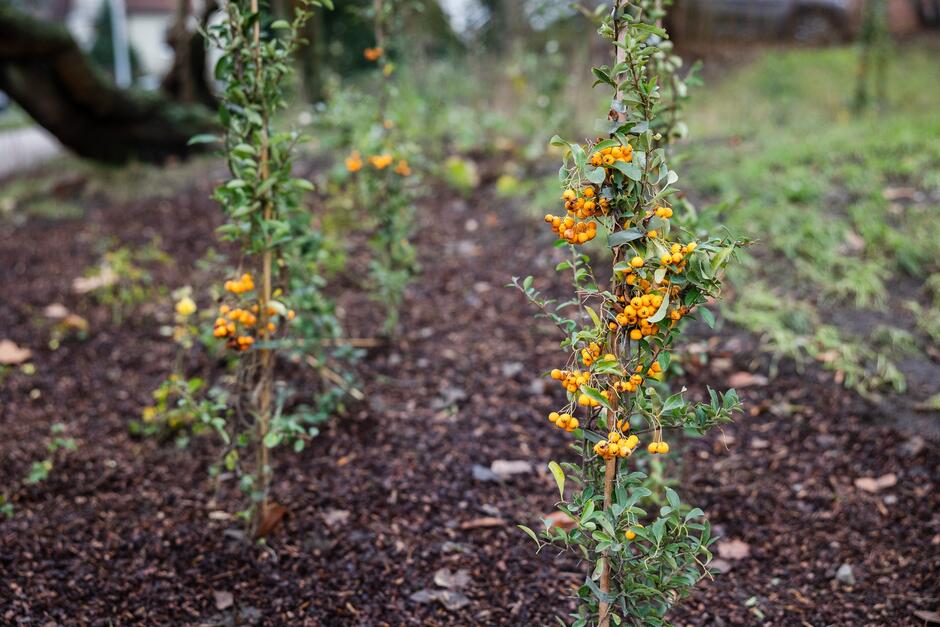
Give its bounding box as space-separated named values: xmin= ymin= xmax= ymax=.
xmin=0 ymin=103 xmax=32 ymax=132
xmin=681 ymin=43 xmax=940 ymax=396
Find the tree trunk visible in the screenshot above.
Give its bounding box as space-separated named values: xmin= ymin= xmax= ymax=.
xmin=161 ymin=0 xmax=218 ymax=109
xmin=0 ymin=4 xmax=216 ymax=164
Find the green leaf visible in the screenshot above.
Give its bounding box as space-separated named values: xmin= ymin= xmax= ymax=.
xmin=579 ymin=385 xmax=612 ymax=411
xmin=586 ymin=166 xmax=607 ymax=185
xmin=665 ymin=487 xmax=680 ymax=510
xmin=699 ymin=307 xmax=716 ymax=329
xmin=518 ymin=524 xmax=541 ymax=546
xmin=612 ymin=160 xmax=642 ymax=181
xmin=585 ymin=306 xmax=601 ymax=329
xmin=548 ymin=461 xmax=566 ymax=500
xmin=592 ymin=67 xmax=616 ymax=88
xmin=581 ymin=499 xmax=596 ymax=524
xmin=187 ymin=134 xmax=218 ymax=146
xmin=271 ymin=19 xmax=291 ymax=29
xmin=608 ymin=229 xmax=644 ymax=247
xmin=646 ymin=290 xmax=670 ymax=324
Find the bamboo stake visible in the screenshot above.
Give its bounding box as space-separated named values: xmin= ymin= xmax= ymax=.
xmin=600 ymin=4 xmax=630 ymax=624
xmin=250 ymin=0 xmax=275 ymax=535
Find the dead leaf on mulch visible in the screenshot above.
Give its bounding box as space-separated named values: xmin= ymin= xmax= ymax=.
xmin=0 ymin=340 xmax=32 ymax=365
xmin=727 ymin=371 xmax=768 ymax=388
xmin=544 ymin=511 xmax=576 ymax=531
xmin=489 ymin=459 xmax=533 ymax=479
xmin=913 ymin=609 xmax=940 ymax=624
xmin=433 ymin=568 xmax=471 ymax=590
xmin=412 ymin=568 xmax=473 ymax=611
xmin=708 ymin=558 xmax=734 ymax=574
xmin=72 ymin=267 xmax=116 ymax=294
xmin=213 ymin=589 xmax=234 ymax=610
xmin=854 ymin=473 xmax=897 ymax=493
xmin=253 ymin=502 xmax=287 ymax=538
xmin=717 ymin=539 xmax=750 ymax=560
xmin=43 ymin=303 xmax=70 ymax=319
xmin=459 ymin=516 xmax=505 ymax=529
xmin=409 ymin=588 xmax=470 ymax=611
xmin=322 ymin=509 xmax=350 ymax=527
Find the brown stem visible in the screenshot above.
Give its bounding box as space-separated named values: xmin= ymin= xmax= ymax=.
xmin=598 ymin=455 xmax=617 ymax=627
xmin=599 ymin=5 xmax=630 ymax=624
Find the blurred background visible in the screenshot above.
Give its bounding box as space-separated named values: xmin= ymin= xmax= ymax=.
xmin=2 ymin=0 xmax=937 ymax=423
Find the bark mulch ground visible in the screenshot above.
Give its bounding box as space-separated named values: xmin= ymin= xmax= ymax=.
xmin=0 ymin=163 xmax=937 ymax=626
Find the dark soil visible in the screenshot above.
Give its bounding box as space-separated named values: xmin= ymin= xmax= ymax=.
xmin=0 ymin=162 xmax=937 ymax=626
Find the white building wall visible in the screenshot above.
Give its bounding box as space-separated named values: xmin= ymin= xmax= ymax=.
xmin=65 ymin=0 xmax=175 ymax=83
xmin=127 ymin=13 xmax=175 ymax=78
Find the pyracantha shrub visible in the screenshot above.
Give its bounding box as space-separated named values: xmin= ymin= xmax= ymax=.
xmin=516 ymin=3 xmax=744 ymax=625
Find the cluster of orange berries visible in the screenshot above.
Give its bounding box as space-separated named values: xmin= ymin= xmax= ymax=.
xmin=368 ymin=154 xmax=393 ymax=169
xmin=647 ymin=439 xmax=670 ymax=454
xmin=611 ymin=291 xmax=665 ymax=340
xmin=224 ymin=273 xmax=255 ymax=295
xmin=654 ymin=205 xmax=674 ymax=219
xmin=614 ymin=371 xmax=645 ymax=394
xmin=550 ymin=368 xmax=590 ymax=393
xmin=562 ymin=186 xmax=608 ymax=220
xmin=213 ymin=304 xmax=256 ymax=351
xmin=544 ymin=185 xmax=609 ymax=245
xmin=213 ymin=274 xmax=296 ymax=351
xmin=363 ymin=47 xmax=384 ymax=61
xmin=659 ymin=242 xmax=697 ymax=271
xmin=580 ymin=342 xmax=603 ymax=367
xmin=544 ymin=214 xmax=597 ymax=245
xmin=594 ymin=425 xmax=640 ymax=460
xmin=548 ymin=411 xmax=580 ymax=433
xmin=345 ymin=150 xmax=412 ymax=176
xmin=590 ymin=143 xmax=633 ymax=168
xmin=578 ymin=388 xmax=610 ymax=408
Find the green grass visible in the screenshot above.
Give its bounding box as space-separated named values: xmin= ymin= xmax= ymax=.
xmin=680 ymin=43 xmax=940 ymax=395
xmin=0 ymin=104 xmax=32 ymax=132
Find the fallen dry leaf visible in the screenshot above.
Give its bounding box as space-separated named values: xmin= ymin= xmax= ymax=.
xmin=854 ymin=473 xmax=897 ymax=493
xmin=213 ymin=589 xmax=234 ymax=610
xmin=716 ymin=538 xmax=750 ymax=560
xmin=433 ymin=568 xmax=471 ymax=590
xmin=727 ymin=371 xmax=768 ymax=388
xmin=409 ymin=588 xmax=470 ymax=610
xmin=322 ymin=509 xmax=350 ymax=527
xmin=72 ymin=267 xmax=117 ymax=294
xmin=544 ymin=511 xmax=576 ymax=531
xmin=0 ymin=340 xmax=32 ymax=365
xmin=459 ymin=516 xmax=505 ymax=529
xmin=708 ymin=558 xmax=733 ymax=574
xmin=253 ymin=502 xmax=287 ymax=538
xmin=913 ymin=609 xmax=940 ymax=624
xmin=489 ymin=459 xmax=533 ymax=479
xmin=43 ymin=303 xmax=69 ymax=319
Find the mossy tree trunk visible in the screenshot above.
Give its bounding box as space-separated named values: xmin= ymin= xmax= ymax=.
xmin=0 ymin=4 xmax=216 ymax=164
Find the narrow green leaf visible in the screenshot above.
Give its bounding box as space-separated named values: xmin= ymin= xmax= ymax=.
xmin=548 ymin=461 xmax=566 ymax=500
xmin=518 ymin=524 xmax=541 ymax=546
xmin=647 ymin=290 xmax=670 ymax=324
